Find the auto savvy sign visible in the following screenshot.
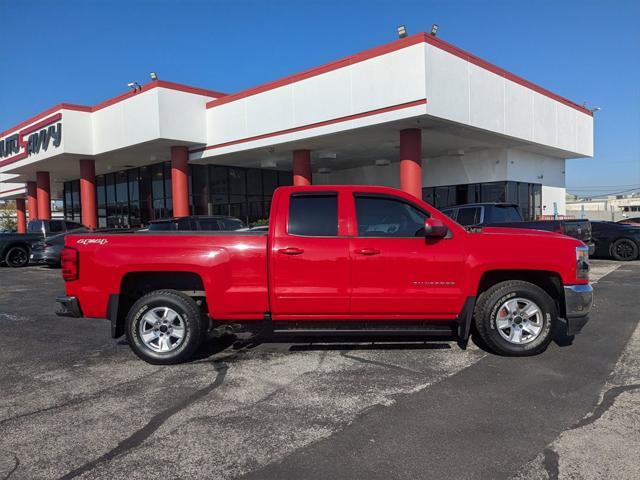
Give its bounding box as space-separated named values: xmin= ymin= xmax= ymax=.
xmin=0 ymin=113 xmax=62 ymax=166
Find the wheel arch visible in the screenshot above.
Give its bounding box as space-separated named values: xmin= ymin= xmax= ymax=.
xmin=110 ymin=271 xmax=206 ymax=338
xmin=476 ymin=270 xmax=565 ymax=318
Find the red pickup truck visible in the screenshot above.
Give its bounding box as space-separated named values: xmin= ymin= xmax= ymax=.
xmin=57 ymin=185 xmax=593 ymax=364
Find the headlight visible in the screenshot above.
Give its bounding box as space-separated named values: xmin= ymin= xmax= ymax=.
xmin=576 ymin=245 xmax=589 ymax=281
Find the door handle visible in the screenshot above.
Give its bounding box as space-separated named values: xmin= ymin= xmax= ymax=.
xmin=354 ymin=248 xmax=380 ymax=256
xmin=278 ymin=247 xmax=304 ymax=255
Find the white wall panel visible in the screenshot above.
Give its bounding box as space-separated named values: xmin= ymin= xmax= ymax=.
xmin=423 ymin=149 xmax=508 ymax=187
xmin=468 ymin=64 xmax=505 ymax=133
xmin=92 ymin=90 xmax=160 ymax=154
xmin=158 ymin=89 xmax=212 ymax=143
xmin=556 ymin=103 xmax=577 ymax=152
xmin=541 ymin=185 xmax=566 ymax=215
xmin=61 ymin=110 xmax=93 ymax=154
xmin=245 ymin=87 xmax=295 ymax=138
xmin=576 ymin=112 xmax=594 ymax=157
xmin=424 ymin=43 xmax=470 ymax=125
xmin=532 ymin=93 xmax=556 ymax=147
xmin=351 ymin=44 xmax=426 ymax=112
xmin=293 ymin=67 xmax=352 ymax=126
xmin=507 ymin=149 xmax=565 ymax=187
xmin=504 ymin=80 xmax=534 ymax=141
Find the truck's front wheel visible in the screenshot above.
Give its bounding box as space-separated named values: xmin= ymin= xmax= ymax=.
xmin=125 ymin=289 xmax=205 ymax=364
xmin=474 ymin=280 xmax=555 ymax=356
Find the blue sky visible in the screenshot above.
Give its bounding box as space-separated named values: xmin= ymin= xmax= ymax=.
xmin=1 ymin=0 xmax=638 ymax=196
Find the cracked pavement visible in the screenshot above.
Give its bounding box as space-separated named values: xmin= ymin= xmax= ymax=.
xmin=0 ymin=260 xmax=638 ymax=479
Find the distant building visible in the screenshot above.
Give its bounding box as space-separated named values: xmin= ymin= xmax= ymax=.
xmin=566 ymin=192 xmax=640 ymax=221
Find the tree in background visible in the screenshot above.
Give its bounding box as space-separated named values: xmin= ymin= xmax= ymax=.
xmin=0 ymin=200 xmax=18 ymax=232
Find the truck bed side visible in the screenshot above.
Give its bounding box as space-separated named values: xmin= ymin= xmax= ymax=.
xmin=64 ymin=232 xmax=269 ymax=320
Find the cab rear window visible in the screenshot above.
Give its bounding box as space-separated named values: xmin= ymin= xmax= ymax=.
xmin=288 ymin=194 xmax=338 ymax=236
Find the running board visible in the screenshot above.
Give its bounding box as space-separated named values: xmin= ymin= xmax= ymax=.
xmin=271 ymin=320 xmax=457 ymax=337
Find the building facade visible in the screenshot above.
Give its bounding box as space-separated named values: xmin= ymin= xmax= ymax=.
xmin=0 ymin=32 xmax=593 ymax=232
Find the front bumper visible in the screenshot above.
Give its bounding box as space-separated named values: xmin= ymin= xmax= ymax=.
xmin=56 ymin=296 xmax=82 ymax=318
xmin=563 ymin=284 xmax=593 ymax=335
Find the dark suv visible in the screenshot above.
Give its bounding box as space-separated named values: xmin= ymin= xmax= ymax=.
xmin=441 ymin=203 xmax=594 ymax=254
xmin=148 ymin=215 xmax=245 ymax=232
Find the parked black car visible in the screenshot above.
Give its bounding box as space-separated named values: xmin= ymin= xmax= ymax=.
xmin=618 ymin=217 xmax=640 ymax=226
xmin=0 ymin=219 xmax=84 ymax=268
xmin=441 ymin=203 xmax=594 ymax=253
xmin=30 ymin=229 xmax=88 ymax=267
xmin=148 ymin=215 xmax=245 ymax=232
xmin=591 ymin=221 xmax=640 ymax=261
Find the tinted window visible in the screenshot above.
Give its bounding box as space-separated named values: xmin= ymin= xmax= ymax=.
xmin=65 ymin=221 xmax=84 ymax=230
xmin=28 ymin=221 xmax=44 ymax=234
xmin=355 ymin=196 xmax=427 ymax=237
xmin=288 ymin=195 xmax=338 ymax=236
xmin=196 ymin=219 xmax=221 ymax=231
xmin=456 ymin=207 xmax=481 ymax=226
xmin=219 ymin=218 xmax=245 ymax=230
xmin=490 ymin=206 xmax=523 ymax=223
xmin=49 ymin=221 xmax=65 ymax=233
xmin=148 ymin=222 xmax=177 ymax=231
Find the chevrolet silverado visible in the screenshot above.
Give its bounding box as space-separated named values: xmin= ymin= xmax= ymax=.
xmin=57 ymin=186 xmax=593 ymax=364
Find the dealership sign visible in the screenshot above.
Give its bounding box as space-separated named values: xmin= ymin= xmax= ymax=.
xmin=0 ymin=113 xmax=62 ymax=165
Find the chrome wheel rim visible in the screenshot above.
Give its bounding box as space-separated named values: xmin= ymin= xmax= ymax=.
xmin=495 ymin=297 xmax=544 ymax=345
xmin=139 ymin=307 xmax=186 ymax=353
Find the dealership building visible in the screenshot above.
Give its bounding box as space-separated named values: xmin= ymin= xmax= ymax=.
xmin=0 ymin=32 xmax=593 ymax=232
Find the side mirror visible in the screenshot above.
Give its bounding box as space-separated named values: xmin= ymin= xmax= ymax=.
xmin=424 ymin=217 xmax=448 ymax=238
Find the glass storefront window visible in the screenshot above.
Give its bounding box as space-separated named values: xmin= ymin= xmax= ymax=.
xmin=64 ymin=160 xmax=294 ymax=228
xmin=422 ymin=181 xmax=542 ymax=221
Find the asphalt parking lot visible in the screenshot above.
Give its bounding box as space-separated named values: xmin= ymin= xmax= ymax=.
xmin=1 ymin=260 xmax=639 ymax=480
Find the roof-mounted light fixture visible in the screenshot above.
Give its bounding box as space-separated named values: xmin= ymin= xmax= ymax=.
xmin=397 ymin=25 xmax=407 ymax=39
xmin=127 ymin=81 xmax=142 ymax=92
xmin=430 ymin=24 xmax=439 ymax=36
xmin=150 ymin=72 xmax=158 ymax=81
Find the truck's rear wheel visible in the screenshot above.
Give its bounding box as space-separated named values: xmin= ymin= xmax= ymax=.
xmin=125 ymin=289 xmax=205 ymax=364
xmin=474 ymin=280 xmax=555 ymax=356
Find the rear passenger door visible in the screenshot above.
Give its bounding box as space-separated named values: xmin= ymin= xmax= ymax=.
xmin=270 ymin=192 xmax=351 ymax=317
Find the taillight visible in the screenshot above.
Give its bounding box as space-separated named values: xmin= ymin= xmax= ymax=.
xmin=61 ymin=247 xmax=79 ymax=281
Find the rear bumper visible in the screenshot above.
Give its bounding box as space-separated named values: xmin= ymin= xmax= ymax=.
xmin=563 ymin=284 xmax=593 ymax=335
xmin=56 ymin=296 xmax=82 ymax=318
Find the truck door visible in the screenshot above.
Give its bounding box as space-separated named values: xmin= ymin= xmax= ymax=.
xmin=349 ymin=193 xmax=466 ymax=318
xmin=270 ymin=191 xmax=351 ymax=317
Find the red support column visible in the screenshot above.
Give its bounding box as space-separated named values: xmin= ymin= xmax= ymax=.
xmin=80 ymin=159 xmax=97 ymax=229
xmin=171 ymin=146 xmax=190 ymax=218
xmin=293 ymin=150 xmax=312 ymax=186
xmin=26 ymin=181 xmax=38 ymax=221
xmin=16 ymin=198 xmax=27 ymax=233
xmin=36 ymin=171 xmax=51 ymax=220
xmin=399 ymin=129 xmax=422 ymax=199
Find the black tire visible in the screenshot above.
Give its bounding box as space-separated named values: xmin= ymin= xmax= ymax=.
xmin=611 ymin=238 xmax=638 ymax=261
xmin=5 ymin=246 xmax=30 ymax=268
xmin=474 ymin=280 xmax=556 ymax=356
xmin=125 ymin=289 xmax=206 ymax=365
